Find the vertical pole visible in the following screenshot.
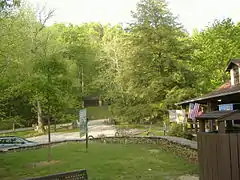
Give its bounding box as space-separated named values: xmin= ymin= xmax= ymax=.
xmin=81 ymin=66 xmax=84 ymax=103
xmin=163 ymin=122 xmax=166 ymax=136
xmin=48 ymin=117 xmax=51 ymax=143
xmin=47 ymin=116 xmax=51 ymax=162
xmin=85 ymin=118 xmax=88 ymax=151
xmin=207 ymin=101 xmax=213 ymax=131
xmin=47 ymin=66 xmax=51 ymax=162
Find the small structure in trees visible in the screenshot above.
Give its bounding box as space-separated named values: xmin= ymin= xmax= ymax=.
xmin=177 ymin=59 xmax=240 ymax=180
xmin=83 ymin=96 xmax=101 ymax=107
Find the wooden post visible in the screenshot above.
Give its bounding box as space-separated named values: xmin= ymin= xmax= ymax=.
xmin=207 ymin=100 xmax=217 ymax=131
xmin=207 ymin=101 xmax=212 ymax=131
xmin=47 ymin=116 xmax=51 ymax=162
xmin=218 ymin=121 xmax=225 ymax=133
xmin=199 ymin=120 xmax=205 ymax=132
xmin=85 ymin=118 xmax=88 ymax=151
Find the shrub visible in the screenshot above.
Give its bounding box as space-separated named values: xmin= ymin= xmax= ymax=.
xmin=168 ymin=123 xmax=193 ymax=140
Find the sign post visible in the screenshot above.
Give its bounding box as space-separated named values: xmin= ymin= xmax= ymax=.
xmin=79 ymin=108 xmax=88 ymax=151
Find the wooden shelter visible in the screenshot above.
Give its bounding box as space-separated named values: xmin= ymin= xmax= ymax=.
xmin=83 ymin=96 xmax=101 ymax=107
xmin=177 ymin=59 xmax=240 ymax=180
xmin=177 ymin=59 xmax=240 ymax=131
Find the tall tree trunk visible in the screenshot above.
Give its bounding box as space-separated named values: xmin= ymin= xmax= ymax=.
xmin=37 ymin=100 xmax=45 ymax=133
xmin=12 ymin=121 xmax=15 ymax=132
xmin=54 ymin=118 xmax=56 ymax=132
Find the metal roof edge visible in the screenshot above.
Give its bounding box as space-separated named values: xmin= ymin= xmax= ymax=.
xmin=176 ymin=90 xmax=240 ymax=106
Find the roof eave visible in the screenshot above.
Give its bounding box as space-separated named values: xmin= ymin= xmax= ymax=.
xmin=225 ymin=61 xmax=232 ymax=72
xmin=196 ymin=110 xmax=236 ymax=120
xmin=175 ymin=90 xmax=240 ymax=106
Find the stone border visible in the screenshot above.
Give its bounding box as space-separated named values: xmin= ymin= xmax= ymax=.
xmin=96 ymin=136 xmax=198 ymax=163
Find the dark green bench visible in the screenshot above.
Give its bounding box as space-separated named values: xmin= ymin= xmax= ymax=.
xmin=25 ymin=169 xmax=88 ymax=180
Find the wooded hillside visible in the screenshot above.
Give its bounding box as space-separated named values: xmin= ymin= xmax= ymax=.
xmin=0 ymin=0 xmax=239 ymax=129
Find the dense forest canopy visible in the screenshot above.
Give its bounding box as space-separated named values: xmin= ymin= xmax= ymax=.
xmin=0 ymin=0 xmax=239 ymax=130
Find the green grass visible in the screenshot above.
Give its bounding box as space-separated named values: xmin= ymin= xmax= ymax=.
xmin=0 ymin=142 xmax=198 ymax=180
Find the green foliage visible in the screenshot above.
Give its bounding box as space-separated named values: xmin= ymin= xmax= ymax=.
xmin=97 ymin=0 xmax=196 ymax=123
xmin=86 ymin=106 xmax=111 ymax=120
xmin=190 ymin=18 xmax=240 ymax=94
xmin=0 ymin=0 xmax=21 ymax=16
xmin=168 ymin=123 xmax=193 ymax=140
xmin=1 ymin=0 xmax=240 ymax=129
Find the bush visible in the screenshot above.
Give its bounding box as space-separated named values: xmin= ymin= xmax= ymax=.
xmin=168 ymin=123 xmax=193 ymax=140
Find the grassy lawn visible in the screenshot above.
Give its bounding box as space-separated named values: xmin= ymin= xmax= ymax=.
xmin=0 ymin=142 xmax=198 ymax=180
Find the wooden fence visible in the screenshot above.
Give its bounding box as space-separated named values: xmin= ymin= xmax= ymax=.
xmin=198 ymin=132 xmax=240 ymax=180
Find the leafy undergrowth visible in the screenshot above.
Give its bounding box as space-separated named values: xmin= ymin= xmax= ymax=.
xmin=87 ymin=106 xmax=111 ymax=120
xmin=0 ymin=142 xmax=198 ymax=180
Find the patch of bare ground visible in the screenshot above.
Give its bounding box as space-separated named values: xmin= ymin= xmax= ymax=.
xmin=26 ymin=160 xmax=61 ymax=168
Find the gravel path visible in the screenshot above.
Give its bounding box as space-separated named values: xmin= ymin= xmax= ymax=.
xmin=27 ymin=119 xmax=116 ymax=143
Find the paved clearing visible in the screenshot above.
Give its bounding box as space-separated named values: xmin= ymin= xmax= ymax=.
xmin=27 ymin=119 xmax=116 ymax=143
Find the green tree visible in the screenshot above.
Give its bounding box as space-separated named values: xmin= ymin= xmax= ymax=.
xmin=108 ymin=0 xmax=196 ymax=123
xmin=191 ymin=18 xmax=240 ymax=94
